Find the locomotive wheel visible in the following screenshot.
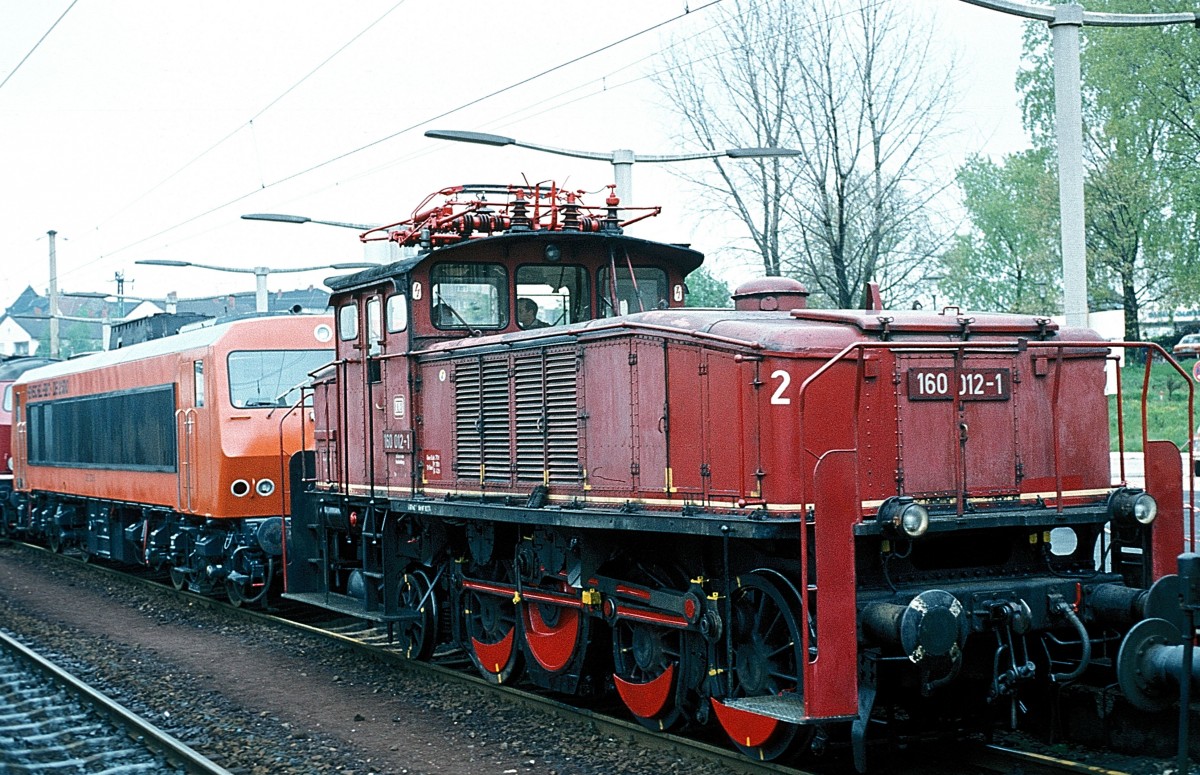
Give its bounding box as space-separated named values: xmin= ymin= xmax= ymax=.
xmin=225 ymin=577 xmax=256 ymax=607
xmin=713 ymin=572 xmax=808 ymax=761
xmin=46 ymin=529 xmax=63 ymax=554
xmin=463 ymin=562 xmax=524 ymax=684
xmin=521 ymin=580 xmax=581 ymax=675
xmin=226 ymin=557 xmax=273 ymax=608
xmin=613 ymin=620 xmax=687 ymax=731
xmin=169 ymin=567 xmax=189 ymax=591
xmin=396 ymin=569 xmax=438 ymax=661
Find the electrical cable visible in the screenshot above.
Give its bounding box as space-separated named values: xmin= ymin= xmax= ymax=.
xmin=0 ymin=0 xmax=80 ymax=94
xmin=93 ymin=2 xmax=724 ymax=264
xmin=94 ymin=0 xmax=414 ymax=229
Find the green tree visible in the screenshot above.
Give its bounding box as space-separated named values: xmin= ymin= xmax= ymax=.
xmin=684 ymin=267 xmax=733 ymax=308
xmin=941 ymin=150 xmax=1061 ymax=314
xmin=1014 ymin=3 xmax=1200 ymax=339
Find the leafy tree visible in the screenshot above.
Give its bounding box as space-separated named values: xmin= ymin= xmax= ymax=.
xmin=655 ymin=0 xmax=954 ymax=308
xmin=1013 ymin=3 xmax=1200 ymax=339
xmin=684 ymin=267 xmax=733 ymax=308
xmin=941 ymin=150 xmax=1061 ymax=314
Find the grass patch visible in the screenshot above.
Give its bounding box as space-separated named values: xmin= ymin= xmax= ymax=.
xmin=1109 ymin=357 xmax=1196 ymax=452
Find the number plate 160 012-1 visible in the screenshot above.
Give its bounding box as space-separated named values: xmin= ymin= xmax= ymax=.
xmin=906 ymin=368 xmax=1011 ymax=401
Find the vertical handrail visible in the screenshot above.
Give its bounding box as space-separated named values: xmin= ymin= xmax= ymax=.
xmin=1114 ymin=354 xmax=1127 ymax=482
xmin=1051 ymin=344 xmax=1065 ymax=511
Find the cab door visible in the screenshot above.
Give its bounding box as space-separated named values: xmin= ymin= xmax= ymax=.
xmin=379 ymin=293 xmax=416 ymax=495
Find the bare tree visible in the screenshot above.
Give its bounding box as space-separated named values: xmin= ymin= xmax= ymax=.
xmin=656 ymin=0 xmax=955 ymax=307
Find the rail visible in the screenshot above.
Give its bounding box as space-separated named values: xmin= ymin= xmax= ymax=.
xmin=0 ymin=627 xmax=233 ymax=774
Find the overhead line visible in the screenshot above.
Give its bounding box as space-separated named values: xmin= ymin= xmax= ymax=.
xmin=94 ymin=0 xmax=414 ymax=229
xmin=96 ymin=1 xmax=724 ymax=262
xmin=0 ymin=0 xmax=80 ymax=94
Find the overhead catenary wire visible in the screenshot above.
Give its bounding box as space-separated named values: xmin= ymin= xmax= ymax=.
xmin=0 ymin=0 xmax=80 ymax=94
xmin=94 ymin=0 xmax=415 ymax=230
xmin=92 ymin=1 xmax=725 ymax=266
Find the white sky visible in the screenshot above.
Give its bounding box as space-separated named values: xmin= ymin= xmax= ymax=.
xmin=0 ymin=0 xmax=1034 ymax=311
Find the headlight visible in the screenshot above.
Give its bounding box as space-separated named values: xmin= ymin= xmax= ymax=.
xmin=255 ymin=478 xmax=276 ymax=497
xmin=879 ymin=496 xmax=930 ymax=538
xmin=1108 ymin=488 xmax=1157 ymax=526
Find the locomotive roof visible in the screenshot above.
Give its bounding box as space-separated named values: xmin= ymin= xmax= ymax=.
xmin=13 ymin=316 xmax=326 ymax=386
xmin=323 ymin=229 xmax=705 ymax=295
xmin=0 ymin=356 xmax=59 ymax=381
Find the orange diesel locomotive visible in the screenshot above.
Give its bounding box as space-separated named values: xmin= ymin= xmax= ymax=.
xmin=8 ymin=315 xmax=333 ymax=604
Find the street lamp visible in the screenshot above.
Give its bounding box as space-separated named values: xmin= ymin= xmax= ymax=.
xmin=959 ymin=0 xmax=1199 ymax=328
xmin=424 ymin=129 xmax=801 ymax=204
xmin=135 ymin=259 xmax=376 ymax=314
xmin=240 ymin=213 xmax=377 ymax=231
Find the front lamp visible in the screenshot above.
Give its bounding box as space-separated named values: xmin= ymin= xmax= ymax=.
xmin=1108 ymin=487 xmax=1158 ymax=526
xmin=879 ymin=496 xmax=930 ymax=538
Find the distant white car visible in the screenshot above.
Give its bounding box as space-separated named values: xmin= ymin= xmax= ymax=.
xmin=1174 ymin=333 xmax=1200 ymax=359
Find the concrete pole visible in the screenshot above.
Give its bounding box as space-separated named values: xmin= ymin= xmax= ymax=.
xmin=254 ymin=268 xmax=269 ymax=313
xmin=1051 ymin=5 xmax=1089 ymax=329
xmin=611 ymin=149 xmax=635 ymax=204
xmin=47 ymin=230 xmax=59 ymax=358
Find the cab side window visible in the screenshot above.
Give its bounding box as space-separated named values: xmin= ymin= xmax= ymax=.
xmin=338 ymin=303 xmax=358 ymax=341
xmin=430 ymin=263 xmax=508 ymax=329
xmin=386 ymin=294 xmax=408 ymax=333
xmin=598 ymin=267 xmax=668 ymax=317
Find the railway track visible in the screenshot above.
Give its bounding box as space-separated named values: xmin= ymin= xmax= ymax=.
xmin=9 ymin=541 xmax=1142 ymax=775
xmin=0 ymin=624 xmax=231 ymax=774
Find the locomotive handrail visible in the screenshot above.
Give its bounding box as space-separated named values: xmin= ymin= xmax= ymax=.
xmin=174 ymin=408 xmax=199 ymax=514
xmin=790 ymin=337 xmax=1194 ymax=713
xmin=796 ymin=339 xmax=1193 ymax=522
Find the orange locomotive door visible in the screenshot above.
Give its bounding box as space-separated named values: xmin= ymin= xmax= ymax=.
xmin=894 ymin=354 xmax=1020 ymax=499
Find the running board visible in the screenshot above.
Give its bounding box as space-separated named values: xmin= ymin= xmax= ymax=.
xmin=720 ymin=693 xmax=809 ymax=724
xmin=283 ymin=591 xmax=419 ymax=623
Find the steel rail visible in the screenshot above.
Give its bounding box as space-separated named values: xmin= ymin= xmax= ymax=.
xmin=0 ymin=625 xmax=233 ymax=775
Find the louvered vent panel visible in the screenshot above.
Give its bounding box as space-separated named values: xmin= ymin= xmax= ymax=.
xmin=514 ymin=350 xmax=580 ymax=483
xmin=480 ymin=359 xmax=512 ymax=481
xmin=514 ymin=355 xmax=545 ymax=481
xmin=545 ymin=351 xmax=580 ymax=482
xmin=454 ymin=360 xmax=482 ymax=479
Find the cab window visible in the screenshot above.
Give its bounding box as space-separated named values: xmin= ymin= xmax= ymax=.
xmin=338 ymin=303 xmax=358 ymax=341
xmin=598 ymin=267 xmax=669 ymax=317
xmin=386 ymin=294 xmax=408 ymax=333
xmin=367 ymin=297 xmax=382 ymax=357
xmin=516 ymin=265 xmax=589 ymax=328
xmin=431 ymin=263 xmax=508 ymax=329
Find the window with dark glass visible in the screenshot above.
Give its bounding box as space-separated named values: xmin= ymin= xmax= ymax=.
xmin=516 ymin=265 xmax=590 ymax=328
xmin=193 ymin=360 xmax=205 ymax=407
xmin=227 ymin=349 xmax=332 ymax=408
xmin=430 ymin=263 xmax=508 ymax=329
xmin=598 ymin=266 xmax=669 ymax=317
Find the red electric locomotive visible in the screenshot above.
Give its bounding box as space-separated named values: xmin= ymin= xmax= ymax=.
xmin=288 ymin=183 xmax=1189 ymax=767
xmin=0 ymin=355 xmax=58 ymax=529
xmin=8 ymin=315 xmax=334 ymax=605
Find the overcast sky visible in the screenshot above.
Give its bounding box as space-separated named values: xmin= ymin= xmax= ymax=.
xmin=0 ymin=0 xmax=1034 ymax=311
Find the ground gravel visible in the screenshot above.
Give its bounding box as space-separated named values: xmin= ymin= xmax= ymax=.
xmin=0 ymin=541 xmax=1188 ymax=775
xmin=0 ymin=542 xmax=738 ymax=775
